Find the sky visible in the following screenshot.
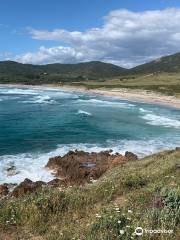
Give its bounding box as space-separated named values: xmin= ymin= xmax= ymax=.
xmin=1 ymin=0 xmax=180 ymax=67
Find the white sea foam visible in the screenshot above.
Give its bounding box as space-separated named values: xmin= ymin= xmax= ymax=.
xmin=141 ymin=113 xmax=180 ymax=128
xmin=0 ymin=87 xmax=79 ymax=101
xmin=77 ymin=110 xmax=92 ymax=116
xmin=0 ymin=88 xmax=38 ymax=95
xmin=22 ymin=95 xmax=55 ymax=104
xmin=0 ymin=138 xmax=178 ymax=184
xmin=76 ymin=99 xmax=135 ymax=108
xmin=139 ymin=108 xmax=152 ymax=113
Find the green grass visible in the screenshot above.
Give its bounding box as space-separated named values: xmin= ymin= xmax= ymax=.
xmin=0 ymin=149 xmax=179 ymax=239
xmin=69 ymin=72 xmax=180 ymax=97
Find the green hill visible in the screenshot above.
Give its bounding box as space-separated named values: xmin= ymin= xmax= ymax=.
xmin=130 ymin=52 xmax=180 ymax=74
xmin=0 ymin=61 xmax=126 ymax=84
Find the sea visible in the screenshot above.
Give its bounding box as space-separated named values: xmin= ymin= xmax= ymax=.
xmin=0 ymin=85 xmax=180 ymax=184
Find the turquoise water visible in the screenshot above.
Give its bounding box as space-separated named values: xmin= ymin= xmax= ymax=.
xmin=0 ymin=86 xmax=180 ymax=183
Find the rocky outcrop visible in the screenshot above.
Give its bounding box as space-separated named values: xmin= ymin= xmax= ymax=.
xmin=0 ymin=150 xmax=138 ymax=198
xmin=0 ymin=184 xmax=9 ymax=197
xmin=125 ymin=151 xmax=138 ymax=161
xmin=11 ymin=179 xmax=45 ymax=198
xmin=46 ymin=150 xmax=138 ymax=185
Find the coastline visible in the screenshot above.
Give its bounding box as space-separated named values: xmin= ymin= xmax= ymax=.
xmin=0 ymin=83 xmax=180 ymax=109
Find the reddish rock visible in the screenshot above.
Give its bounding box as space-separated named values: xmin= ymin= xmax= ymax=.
xmin=46 ymin=150 xmax=138 ymax=185
xmin=11 ymin=178 xmax=45 ymax=198
xmin=175 ymin=147 xmax=180 ymax=151
xmin=47 ymin=178 xmax=66 ymax=187
xmin=125 ymin=151 xmax=138 ymax=161
xmin=0 ymin=184 xmax=9 ymax=197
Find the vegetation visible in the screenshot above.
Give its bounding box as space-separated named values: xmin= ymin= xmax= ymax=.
xmin=130 ymin=52 xmax=180 ymax=74
xmin=0 ymin=149 xmax=179 ymax=239
xmin=1 ymin=52 xmax=180 ymax=97
xmin=72 ymin=72 xmax=180 ymax=97
xmin=0 ymin=61 xmax=126 ymax=84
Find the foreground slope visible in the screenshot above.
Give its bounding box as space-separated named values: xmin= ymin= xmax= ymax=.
xmin=0 ymin=149 xmax=179 ymax=239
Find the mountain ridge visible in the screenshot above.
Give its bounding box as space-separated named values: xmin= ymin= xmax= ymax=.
xmin=1 ymin=52 xmax=180 ymax=84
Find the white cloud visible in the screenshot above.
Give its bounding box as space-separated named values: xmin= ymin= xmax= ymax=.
xmin=16 ymin=8 xmax=180 ymax=67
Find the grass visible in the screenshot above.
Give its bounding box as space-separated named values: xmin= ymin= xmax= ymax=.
xmin=0 ymin=149 xmax=179 ymax=239
xmin=70 ymin=72 xmax=180 ymax=97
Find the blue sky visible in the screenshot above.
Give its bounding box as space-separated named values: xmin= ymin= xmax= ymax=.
xmin=1 ymin=0 xmax=180 ymax=67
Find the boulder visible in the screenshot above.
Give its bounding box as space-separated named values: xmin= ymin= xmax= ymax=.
xmin=125 ymin=151 xmax=138 ymax=161
xmin=0 ymin=184 xmax=9 ymax=197
xmin=11 ymin=178 xmax=45 ymax=197
xmin=175 ymin=147 xmax=180 ymax=151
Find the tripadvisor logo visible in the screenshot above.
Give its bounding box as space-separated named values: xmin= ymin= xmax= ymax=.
xmin=134 ymin=227 xmax=173 ymax=236
xmin=135 ymin=227 xmax=143 ymax=236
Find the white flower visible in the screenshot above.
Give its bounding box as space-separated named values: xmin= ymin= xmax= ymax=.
xmin=119 ymin=230 xmax=125 ymax=235
xmin=118 ymin=220 xmax=121 ymax=224
xmin=128 ymin=210 xmax=133 ymax=213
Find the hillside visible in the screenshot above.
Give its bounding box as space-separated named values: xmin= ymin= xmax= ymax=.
xmin=131 ymin=52 xmax=180 ymax=74
xmin=0 ymin=61 xmax=126 ymax=84
xmin=0 ymin=149 xmax=179 ymax=239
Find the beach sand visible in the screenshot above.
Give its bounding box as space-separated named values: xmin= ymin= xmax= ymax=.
xmin=0 ymin=83 xmax=180 ymax=109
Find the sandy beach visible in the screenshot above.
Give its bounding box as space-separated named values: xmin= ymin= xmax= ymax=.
xmin=0 ymin=83 xmax=180 ymax=109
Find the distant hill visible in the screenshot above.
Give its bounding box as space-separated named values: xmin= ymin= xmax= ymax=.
xmin=1 ymin=52 xmax=180 ymax=85
xmin=0 ymin=61 xmax=126 ymax=84
xmin=130 ymin=52 xmax=180 ymax=74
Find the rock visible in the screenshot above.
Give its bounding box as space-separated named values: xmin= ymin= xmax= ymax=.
xmin=6 ymin=165 xmax=20 ymax=176
xmin=47 ymin=178 xmax=66 ymax=187
xmin=175 ymin=147 xmax=180 ymax=151
xmin=46 ymin=150 xmax=137 ymax=185
xmin=125 ymin=151 xmax=138 ymax=161
xmin=0 ymin=184 xmax=9 ymax=197
xmin=110 ymin=155 xmax=127 ymax=168
xmin=11 ymin=178 xmax=45 ymax=198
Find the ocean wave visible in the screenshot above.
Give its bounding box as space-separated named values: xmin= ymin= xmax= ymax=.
xmin=0 ymin=87 xmax=79 ymax=101
xmin=141 ymin=113 xmax=180 ymax=128
xmin=0 ymin=138 xmax=178 ymax=184
xmin=139 ymin=107 xmax=152 ymax=113
xmin=77 ymin=110 xmax=92 ymax=116
xmin=76 ymin=98 xmax=135 ymax=108
xmin=22 ymin=95 xmax=55 ymax=104
xmin=0 ymin=88 xmax=38 ymax=95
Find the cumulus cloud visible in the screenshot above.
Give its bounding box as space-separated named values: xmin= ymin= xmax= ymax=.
xmin=16 ymin=8 xmax=180 ymax=67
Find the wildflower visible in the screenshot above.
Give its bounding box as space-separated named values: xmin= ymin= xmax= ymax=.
xmin=95 ymin=214 xmax=101 ymax=218
xmin=119 ymin=230 xmax=125 ymax=235
xmin=127 ymin=217 xmax=131 ymax=220
xmin=115 ymin=207 xmax=119 ymax=211
xmin=128 ymin=210 xmax=133 ymax=213
xmin=118 ymin=220 xmax=121 ymax=224
xmin=126 ymin=225 xmax=130 ymax=228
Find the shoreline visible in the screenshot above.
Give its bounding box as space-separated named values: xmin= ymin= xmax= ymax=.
xmin=0 ymin=83 xmax=180 ymax=109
